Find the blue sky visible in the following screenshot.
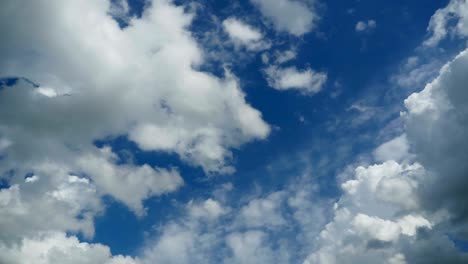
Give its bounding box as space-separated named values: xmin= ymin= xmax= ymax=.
xmin=1 ymin=0 xmax=468 ymax=263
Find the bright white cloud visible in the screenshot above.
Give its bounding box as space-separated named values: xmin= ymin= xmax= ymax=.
xmin=304 ymin=161 xmax=430 ymax=264
xmin=250 ymin=0 xmax=318 ymax=36
xmin=264 ymin=66 xmax=327 ymax=94
xmin=222 ymin=18 xmax=270 ymax=51
xmin=0 ymin=232 xmax=140 ymax=264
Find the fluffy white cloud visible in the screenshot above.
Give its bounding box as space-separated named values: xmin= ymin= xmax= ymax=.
xmin=264 ymin=66 xmax=327 ymax=95
xmin=0 ymin=0 xmax=271 ymax=244
xmin=425 ymin=0 xmax=468 ymax=46
xmin=355 ymin=20 xmax=377 ymax=32
xmin=304 ymin=162 xmax=431 ymax=264
xmin=250 ymin=0 xmax=319 ymax=36
xmin=76 ymin=147 xmax=183 ymax=216
xmin=0 ymin=0 xmax=271 ymax=261
xmin=0 ymin=169 xmax=102 ymax=243
xmin=0 ymin=232 xmax=139 ymax=264
xmin=222 ymin=18 xmax=270 ymax=51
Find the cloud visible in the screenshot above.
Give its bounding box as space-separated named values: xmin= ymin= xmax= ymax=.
xmin=304 ymin=161 xmax=432 ymax=264
xmin=424 ymin=0 xmax=468 ymax=46
xmin=188 ymin=198 xmax=229 ymax=220
xmin=0 ymin=0 xmax=271 ymax=259
xmin=404 ymin=48 xmax=468 ymax=230
xmin=0 ymin=0 xmax=271 ymax=245
xmin=264 ymin=66 xmax=327 ymax=95
xmin=250 ymin=0 xmax=319 ymax=36
xmin=222 ymin=18 xmax=270 ymax=51
xmin=0 ymin=232 xmax=140 ymax=264
xmin=305 ymin=48 xmax=468 ymax=264
xmin=225 ymin=231 xmax=279 ymax=264
xmin=237 ymin=191 xmax=286 ymax=229
xmin=141 ymin=177 xmax=330 ymax=264
xmin=355 ymin=20 xmax=377 ymax=32
xmin=373 ymin=134 xmax=410 ymax=163
xmin=76 ymin=147 xmax=183 ymax=216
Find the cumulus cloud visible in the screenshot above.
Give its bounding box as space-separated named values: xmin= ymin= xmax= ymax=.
xmin=250 ymin=0 xmax=319 ymax=36
xmin=304 ymin=161 xmax=432 ymax=264
xmin=222 ymin=18 xmax=270 ymax=51
xmin=0 ymin=232 xmax=139 ymax=264
xmin=306 ymin=47 xmax=468 ymax=264
xmin=0 ymin=0 xmax=270 ymax=260
xmin=264 ymin=66 xmax=327 ymax=95
xmin=404 ymin=48 xmax=468 ymax=230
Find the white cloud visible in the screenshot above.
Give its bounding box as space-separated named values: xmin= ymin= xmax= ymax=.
xmin=76 ymin=147 xmax=183 ymax=216
xmin=264 ymin=66 xmax=327 ymax=95
xmin=373 ymin=134 xmax=410 ymax=162
xmin=403 ymin=48 xmax=468 ymax=228
xmin=140 ymin=176 xmax=328 ymax=264
xmin=306 ymin=47 xmax=468 ymax=264
xmin=425 ymin=0 xmax=468 ymax=46
xmin=222 ymin=18 xmax=270 ymax=51
xmin=304 ymin=162 xmax=431 ymax=264
xmin=225 ymin=231 xmax=279 ymax=264
xmin=188 ymin=198 xmax=228 ymax=220
xmin=0 ymin=1 xmax=272 ymax=260
xmin=0 ymin=0 xmax=271 ymax=246
xmin=250 ymin=0 xmax=319 ymax=36
xmin=355 ymin=20 xmax=377 ymax=32
xmin=274 ymin=49 xmax=298 ymax=64
xmin=0 ymin=232 xmax=139 ymax=264
xmin=0 ymin=168 xmax=102 ymax=243
xmin=237 ymin=191 xmax=286 ymax=228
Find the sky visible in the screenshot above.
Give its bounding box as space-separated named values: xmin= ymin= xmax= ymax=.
xmin=0 ymin=0 xmax=468 ymax=263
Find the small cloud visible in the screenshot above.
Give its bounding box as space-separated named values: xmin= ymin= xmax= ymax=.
xmin=251 ymin=0 xmax=318 ymax=36
xmin=274 ymin=49 xmax=297 ymax=64
xmin=264 ymin=66 xmax=327 ymax=95
xmin=222 ymin=18 xmax=270 ymax=51
xmin=355 ymin=19 xmax=377 ymax=32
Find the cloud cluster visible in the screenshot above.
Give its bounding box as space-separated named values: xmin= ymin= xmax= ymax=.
xmin=1 ymin=0 xmax=468 ymax=263
xmin=305 ymin=47 xmax=468 ymax=264
xmin=142 ymin=178 xmax=330 ymax=264
xmin=0 ymin=0 xmax=269 ymax=260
